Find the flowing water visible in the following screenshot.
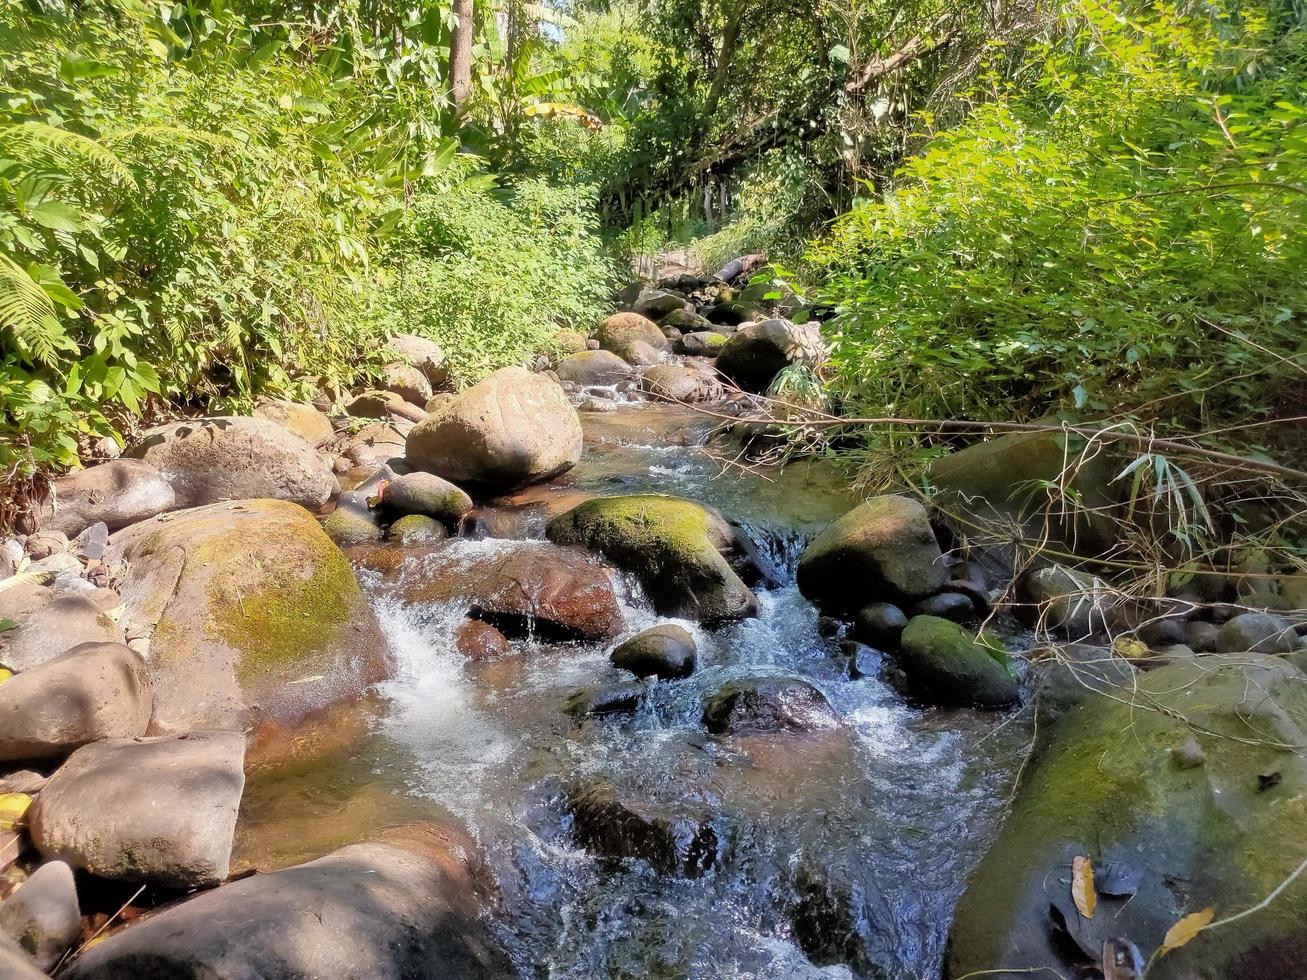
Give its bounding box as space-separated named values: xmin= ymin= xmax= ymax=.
xmin=235 ymin=400 xmax=1034 ymax=980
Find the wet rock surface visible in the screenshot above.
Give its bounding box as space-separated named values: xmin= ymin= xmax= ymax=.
xmin=702 ymin=677 xmax=839 ymax=735
xmin=611 ymin=624 xmax=697 ymax=679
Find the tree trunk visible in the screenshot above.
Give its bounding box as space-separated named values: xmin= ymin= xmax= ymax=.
xmin=703 ymin=0 xmax=748 ymax=122
xmin=450 ymin=0 xmax=475 ymax=110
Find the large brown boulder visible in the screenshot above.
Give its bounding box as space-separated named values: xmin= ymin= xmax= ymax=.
xmin=0 ymin=642 xmax=151 ymax=761
xmin=381 ymin=362 xmax=434 ymax=407
xmin=595 ymin=312 xmax=669 ymax=363
xmin=393 ymin=542 xmax=625 ymax=641
xmin=405 ymin=367 xmax=582 ymax=494
xmin=109 ymin=499 xmax=391 ymax=733
xmin=63 ymin=824 xmax=513 ymax=980
xmin=253 ymin=399 xmax=334 ymax=447
xmin=0 ymin=584 xmax=123 ymax=673
xmin=126 ymin=416 xmax=335 ymax=509
xmin=39 ymin=459 xmax=176 ymax=538
xmin=797 ymin=495 xmax=948 ymax=610
xmin=715 ymin=318 xmax=825 ymax=392
xmin=30 ymin=731 xmax=245 ymax=889
xmin=547 ymin=494 xmax=757 ymax=624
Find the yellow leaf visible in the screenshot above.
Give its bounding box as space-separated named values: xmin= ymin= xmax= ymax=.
xmin=1161 ymin=907 xmax=1214 ymax=954
xmin=1072 ymin=855 xmax=1097 ymax=919
xmin=0 ymin=668 xmax=11 ymax=685
xmin=0 ymin=793 xmax=32 ymax=831
xmin=1113 ymin=637 xmax=1150 ymax=661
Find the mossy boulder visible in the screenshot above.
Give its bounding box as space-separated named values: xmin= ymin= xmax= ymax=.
xmin=797 ymin=495 xmax=948 ymax=610
xmin=381 ymin=472 xmax=473 ymax=526
xmin=322 ymin=493 xmax=383 ymax=546
xmin=546 ymin=494 xmax=757 ymax=624
xmin=553 ymin=329 xmax=589 ymax=355
xmin=595 ymin=312 xmax=668 ymax=362
xmin=897 ymin=615 xmax=1017 ymax=708
xmin=109 ymin=499 xmax=392 ymax=733
xmin=388 ymin=514 xmax=448 ymax=545
xmin=928 ymin=429 xmax=1122 ymax=558
xmin=676 ymin=331 xmax=727 ymax=357
xmin=660 ymin=308 xmax=712 ymax=332
xmin=948 ymin=655 xmax=1307 ymax=980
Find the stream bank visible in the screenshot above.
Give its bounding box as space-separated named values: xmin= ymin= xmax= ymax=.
xmin=1 ymin=271 xmax=1305 ymax=979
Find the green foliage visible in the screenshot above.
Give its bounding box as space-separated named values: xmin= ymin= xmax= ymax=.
xmin=811 ymin=0 xmax=1307 ymax=440
xmin=381 ymin=176 xmax=616 ymax=384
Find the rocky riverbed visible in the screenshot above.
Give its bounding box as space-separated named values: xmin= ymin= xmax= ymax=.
xmin=1 ymin=277 xmax=1306 ymax=979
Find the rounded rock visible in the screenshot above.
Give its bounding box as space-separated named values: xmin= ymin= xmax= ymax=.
xmin=611 ymin=624 xmax=697 ymax=679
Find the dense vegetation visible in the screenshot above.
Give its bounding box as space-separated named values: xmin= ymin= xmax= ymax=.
xmin=1 ymin=0 xmax=1304 ymax=492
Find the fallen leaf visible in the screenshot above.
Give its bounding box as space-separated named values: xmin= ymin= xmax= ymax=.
xmin=1073 ymin=855 xmax=1097 ymax=919
xmin=0 ymin=793 xmax=32 ymax=831
xmin=1112 ymin=637 xmax=1150 ymax=662
xmin=1161 ymin=907 xmax=1214 ymax=955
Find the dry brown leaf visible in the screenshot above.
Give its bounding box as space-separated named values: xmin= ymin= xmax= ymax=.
xmin=1161 ymin=907 xmax=1214 ymax=954
xmin=1072 ymin=855 xmax=1097 ymax=919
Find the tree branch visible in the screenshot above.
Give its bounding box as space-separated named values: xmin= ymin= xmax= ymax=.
xmin=845 ymin=13 xmax=957 ymax=93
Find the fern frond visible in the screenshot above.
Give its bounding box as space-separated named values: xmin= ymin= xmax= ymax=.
xmin=0 ymin=122 xmax=136 ymax=189
xmin=103 ymin=124 xmax=246 ymax=154
xmin=0 ymin=253 xmax=68 ymax=363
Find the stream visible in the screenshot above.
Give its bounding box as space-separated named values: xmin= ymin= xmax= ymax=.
xmin=234 ymin=399 xmax=1035 ymax=980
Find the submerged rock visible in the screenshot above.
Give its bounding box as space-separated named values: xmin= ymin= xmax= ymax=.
xmin=702 ymin=677 xmax=839 ymax=735
xmin=399 ymin=543 xmax=624 ymax=641
xmin=547 ymin=494 xmax=757 ymax=624
xmin=110 ymin=499 xmax=391 ymax=733
xmin=63 ymin=824 xmax=514 ymax=980
xmin=31 ymin=731 xmax=245 ymax=889
xmin=714 ymin=318 xmax=824 ymax=392
xmin=897 ymin=616 xmax=1018 ymax=708
xmin=797 ymin=495 xmax=948 ymax=610
xmin=948 ymin=656 xmax=1307 ymax=980
xmin=0 ymin=860 xmax=79 ymax=971
xmin=611 ymin=624 xmax=697 ymax=679
xmin=566 ymin=780 xmax=719 ymax=877
xmin=564 ymin=681 xmax=648 ymax=719
xmin=126 ymin=416 xmax=335 ymax=509
xmin=0 ymin=642 xmax=151 ymax=762
xmin=455 ymin=620 xmax=511 ymax=660
xmin=0 ymin=584 xmax=123 ymax=672
xmin=40 ymin=459 xmax=176 ymax=538
xmin=405 ymin=367 xmax=583 ymax=493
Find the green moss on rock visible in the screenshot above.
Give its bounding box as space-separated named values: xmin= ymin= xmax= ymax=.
xmin=897 ymin=615 xmax=1017 ymax=708
xmin=546 ymin=494 xmax=756 ymax=624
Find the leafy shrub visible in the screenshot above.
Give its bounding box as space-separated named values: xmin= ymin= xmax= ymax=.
xmin=381 ymin=176 xmax=617 ymax=384
xmin=810 ymin=0 xmax=1307 ymax=439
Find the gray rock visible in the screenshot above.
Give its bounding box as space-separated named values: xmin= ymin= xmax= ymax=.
xmin=1217 ymin=611 xmax=1299 ymax=654
xmin=253 ymin=399 xmax=334 ymax=446
xmin=595 ymin=312 xmax=668 ymax=362
xmin=63 ymin=825 xmax=514 ymax=980
xmin=126 ymin=417 xmax=335 ymax=509
xmin=347 ymin=389 xmax=427 ymax=424
xmin=0 ymin=860 xmax=79 ymax=970
xmin=702 ymin=677 xmax=838 ymax=735
xmin=898 ymin=616 xmax=1019 ymax=709
xmin=566 ymin=780 xmax=718 ymax=878
xmin=555 ymin=350 xmax=633 ymax=387
xmin=676 ymin=331 xmax=727 ymax=357
xmin=611 ymin=625 xmax=697 ymax=679
xmin=1019 ymin=564 xmax=1112 ymax=636
xmin=1183 ymin=620 xmax=1220 ymax=652
xmin=30 ymin=731 xmax=245 ymax=888
xmin=72 ymin=522 xmax=109 ymax=561
xmin=912 ymin=591 xmax=974 ymax=621
xmin=854 ymin=602 xmax=908 ymax=647
xmin=0 ymin=584 xmax=123 ymax=673
xmin=0 ymin=771 xmax=47 ymax=794
xmin=0 ymin=642 xmax=151 ymax=762
xmin=24 ymin=532 xmax=67 ymax=561
xmin=321 ymin=493 xmax=383 ymax=547
xmin=388 ymin=514 xmax=448 ymax=545
xmin=640 ymin=364 xmax=723 ymax=403
xmin=631 ymin=288 xmax=687 ymax=320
